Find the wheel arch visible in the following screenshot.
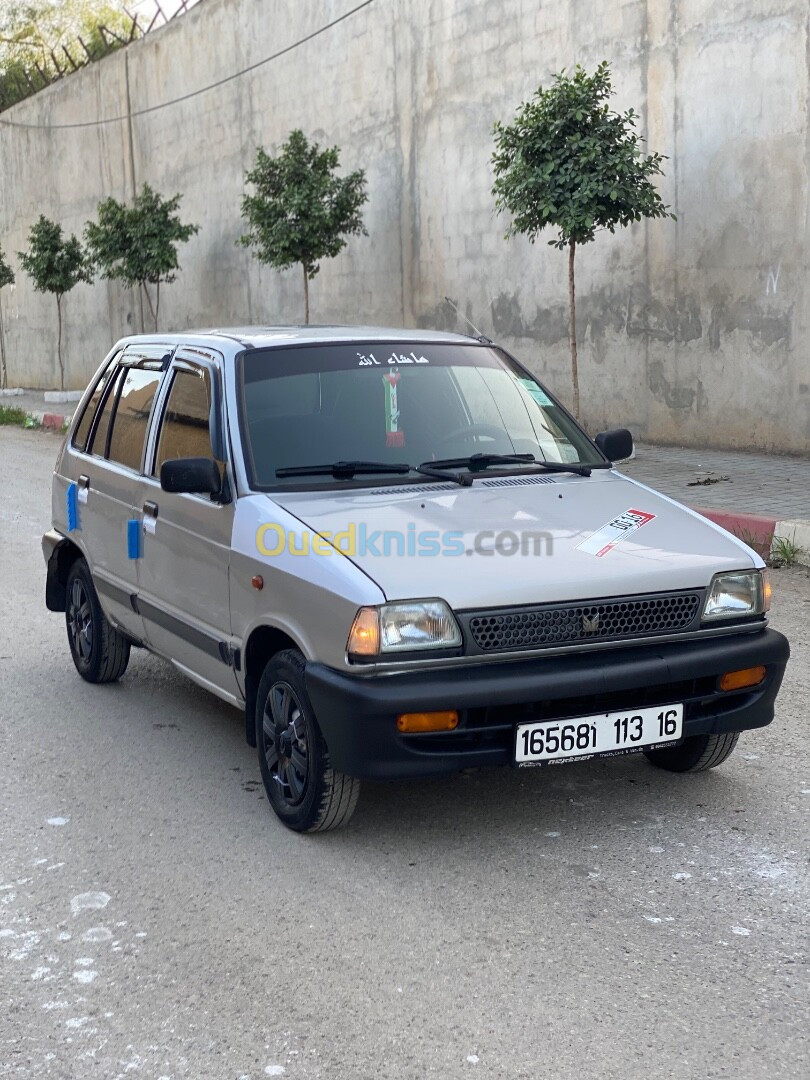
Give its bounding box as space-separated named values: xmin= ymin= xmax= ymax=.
xmin=45 ymin=535 xmax=86 ymax=612
xmin=243 ymin=623 xmax=303 ymax=747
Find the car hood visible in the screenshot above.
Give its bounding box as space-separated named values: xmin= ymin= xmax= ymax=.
xmin=269 ymin=471 xmax=760 ymax=609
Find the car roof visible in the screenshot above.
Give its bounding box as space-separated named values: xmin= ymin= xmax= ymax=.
xmin=116 ymin=325 xmax=482 ymax=351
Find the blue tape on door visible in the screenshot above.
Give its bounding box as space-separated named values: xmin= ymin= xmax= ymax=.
xmin=66 ymin=483 xmax=79 ymax=531
xmin=127 ymin=518 xmax=141 ymax=559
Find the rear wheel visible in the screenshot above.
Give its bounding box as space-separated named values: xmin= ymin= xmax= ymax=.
xmin=256 ymin=648 xmax=359 ymax=832
xmin=644 ymin=731 xmax=740 ymax=773
xmin=65 ymin=559 xmax=130 ymax=683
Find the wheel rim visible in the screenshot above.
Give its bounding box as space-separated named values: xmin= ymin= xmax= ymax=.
xmin=68 ymin=578 xmax=93 ymax=661
xmin=262 ymin=680 xmax=309 ymax=808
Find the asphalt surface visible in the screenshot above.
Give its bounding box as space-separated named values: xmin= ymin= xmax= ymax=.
xmin=1 ymin=426 xmax=808 ymax=1080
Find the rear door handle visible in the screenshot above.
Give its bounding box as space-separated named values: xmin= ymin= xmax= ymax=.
xmin=78 ymin=474 xmax=90 ymax=490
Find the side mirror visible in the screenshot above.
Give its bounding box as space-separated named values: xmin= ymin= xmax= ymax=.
xmin=160 ymin=457 xmax=222 ymax=497
xmin=594 ymin=428 xmax=634 ymax=462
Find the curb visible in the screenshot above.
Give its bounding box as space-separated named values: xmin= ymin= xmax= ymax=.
xmin=695 ymin=506 xmax=810 ymax=567
xmin=26 ymin=409 xmax=72 ymax=431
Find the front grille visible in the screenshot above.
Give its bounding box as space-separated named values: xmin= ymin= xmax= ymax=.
xmin=465 ymin=590 xmax=703 ymax=653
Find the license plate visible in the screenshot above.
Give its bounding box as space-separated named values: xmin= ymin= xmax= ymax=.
xmin=515 ymin=703 xmax=683 ymax=766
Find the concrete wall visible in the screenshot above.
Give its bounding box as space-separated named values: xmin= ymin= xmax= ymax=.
xmin=0 ymin=0 xmax=808 ymax=453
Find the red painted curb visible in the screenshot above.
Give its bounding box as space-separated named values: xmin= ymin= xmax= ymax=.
xmin=41 ymin=412 xmax=66 ymax=430
xmin=694 ymin=507 xmax=775 ymax=558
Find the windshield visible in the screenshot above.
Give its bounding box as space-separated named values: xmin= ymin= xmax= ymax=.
xmin=239 ymin=342 xmax=602 ymax=488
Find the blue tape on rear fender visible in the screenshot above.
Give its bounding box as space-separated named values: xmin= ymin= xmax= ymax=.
xmin=127 ymin=518 xmax=141 ymax=559
xmin=66 ymin=483 xmax=78 ymax=532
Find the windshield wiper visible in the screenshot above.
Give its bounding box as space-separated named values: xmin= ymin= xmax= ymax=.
xmin=276 ymin=460 xmax=411 ymax=480
xmin=425 ymin=453 xmax=593 ymax=477
xmin=275 ymin=459 xmax=473 ymax=487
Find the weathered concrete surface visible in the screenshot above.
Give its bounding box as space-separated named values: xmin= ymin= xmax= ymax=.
xmin=0 ymin=0 xmax=808 ymax=452
xmin=2 ymin=424 xmax=810 ymax=1078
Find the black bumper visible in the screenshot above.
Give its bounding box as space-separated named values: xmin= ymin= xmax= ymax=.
xmin=305 ymin=629 xmax=790 ymax=781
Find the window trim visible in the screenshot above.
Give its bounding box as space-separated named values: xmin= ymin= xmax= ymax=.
xmin=145 ymin=348 xmax=230 ymax=501
xmin=70 ymin=350 xmax=122 ymax=453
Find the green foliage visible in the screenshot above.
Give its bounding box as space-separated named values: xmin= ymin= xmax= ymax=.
xmin=492 ymin=62 xmax=673 ymax=250
xmin=18 ymin=215 xmax=92 ymax=390
xmin=0 ymin=247 xmax=14 ymax=289
xmin=18 ymin=215 xmax=91 ymax=297
xmin=0 ymin=405 xmax=30 ymax=426
xmin=0 ymin=1 xmax=139 ymax=112
xmin=85 ymin=184 xmax=199 ymax=330
xmin=239 ymin=130 xmax=367 ymax=321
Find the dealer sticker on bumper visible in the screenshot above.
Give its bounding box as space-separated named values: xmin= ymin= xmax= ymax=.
xmin=515 ymin=703 xmax=683 ymax=766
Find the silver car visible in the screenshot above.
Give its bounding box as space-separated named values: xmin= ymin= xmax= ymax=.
xmin=43 ymin=327 xmax=790 ymax=831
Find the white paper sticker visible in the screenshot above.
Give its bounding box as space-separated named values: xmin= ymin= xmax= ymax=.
xmin=577 ymin=508 xmax=656 ymax=557
xmin=142 ymin=516 xmax=157 ymax=536
xmin=77 ymin=487 xmax=88 ymax=505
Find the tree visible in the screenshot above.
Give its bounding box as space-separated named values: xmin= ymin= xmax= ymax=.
xmin=0 ymin=1 xmax=139 ymax=112
xmin=85 ymin=184 xmax=199 ymax=331
xmin=0 ymin=246 xmax=14 ymax=389
xmin=18 ymin=216 xmax=91 ymax=391
xmin=492 ymin=61 xmax=674 ymax=418
xmin=239 ymin=130 xmax=368 ymax=324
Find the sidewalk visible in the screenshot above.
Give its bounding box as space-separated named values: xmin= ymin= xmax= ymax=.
xmin=619 ymin=442 xmax=809 ymax=563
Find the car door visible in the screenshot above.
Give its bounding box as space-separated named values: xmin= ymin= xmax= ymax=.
xmin=135 ymin=349 xmax=239 ymax=703
xmin=69 ymin=346 xmax=167 ymax=640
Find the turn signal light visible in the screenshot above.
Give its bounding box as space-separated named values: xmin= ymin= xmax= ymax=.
xmin=719 ymin=666 xmax=766 ymax=692
xmin=397 ymin=710 xmax=459 ymax=733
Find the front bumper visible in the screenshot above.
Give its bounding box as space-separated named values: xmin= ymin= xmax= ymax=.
xmin=305 ymin=629 xmax=790 ymax=781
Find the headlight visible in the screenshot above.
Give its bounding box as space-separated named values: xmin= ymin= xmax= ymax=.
xmin=347 ymin=600 xmax=462 ymax=658
xmin=702 ymin=570 xmax=768 ymax=623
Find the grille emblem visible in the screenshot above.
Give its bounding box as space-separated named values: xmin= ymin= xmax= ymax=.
xmin=582 ymin=612 xmax=601 ymax=634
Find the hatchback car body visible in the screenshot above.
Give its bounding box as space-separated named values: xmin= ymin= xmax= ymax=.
xmin=43 ymin=327 xmax=790 ymax=831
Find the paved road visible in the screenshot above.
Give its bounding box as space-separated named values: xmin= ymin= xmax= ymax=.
xmin=1 ymin=427 xmax=808 ymax=1080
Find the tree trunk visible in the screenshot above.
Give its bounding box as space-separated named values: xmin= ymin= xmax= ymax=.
xmin=567 ymin=240 xmax=580 ymax=420
xmin=154 ymin=281 xmax=160 ymax=332
xmin=56 ymin=292 xmax=64 ymax=392
xmin=142 ymin=282 xmax=158 ymax=332
xmin=302 ymin=264 xmax=310 ymax=325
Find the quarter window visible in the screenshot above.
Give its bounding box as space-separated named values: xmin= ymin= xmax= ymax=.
xmin=88 ymin=367 xmax=124 ymax=458
xmin=154 ymin=368 xmax=214 ymax=474
xmin=72 ymin=354 xmax=120 ymax=453
xmin=106 ymin=364 xmax=163 ymax=471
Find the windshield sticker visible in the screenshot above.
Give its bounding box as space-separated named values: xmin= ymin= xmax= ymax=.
xmin=357 ymin=350 xmax=429 ymax=367
xmin=577 ymin=508 xmax=656 ymax=557
xmin=383 ymin=371 xmax=405 ymax=447
xmin=518 ymin=377 xmax=554 ymax=407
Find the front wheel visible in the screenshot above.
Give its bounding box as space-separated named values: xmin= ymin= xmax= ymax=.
xmin=644 ymin=731 xmax=740 ymax=773
xmin=256 ymin=649 xmax=360 ymax=832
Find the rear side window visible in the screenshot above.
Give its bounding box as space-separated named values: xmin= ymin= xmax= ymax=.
xmin=154 ymin=368 xmax=214 ymax=474
xmin=71 ymin=355 xmax=119 ymax=452
xmin=106 ymin=364 xmax=164 ymax=471
xmin=88 ymin=367 xmax=125 ymax=457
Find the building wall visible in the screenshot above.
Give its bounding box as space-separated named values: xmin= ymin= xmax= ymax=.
xmin=0 ymin=0 xmax=808 ymax=452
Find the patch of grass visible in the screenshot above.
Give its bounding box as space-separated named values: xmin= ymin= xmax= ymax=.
xmin=0 ymin=405 xmax=28 ymax=426
xmin=771 ymin=534 xmax=800 ymax=569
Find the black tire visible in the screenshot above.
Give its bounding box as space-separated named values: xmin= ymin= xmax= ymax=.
xmin=65 ymin=559 xmax=130 ymax=684
xmin=644 ymin=731 xmax=740 ymax=773
xmin=256 ymin=648 xmax=360 ymax=833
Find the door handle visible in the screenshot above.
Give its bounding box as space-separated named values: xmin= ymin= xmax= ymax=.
xmin=78 ymin=474 xmax=90 ymax=490
xmin=142 ymin=500 xmax=159 ymax=536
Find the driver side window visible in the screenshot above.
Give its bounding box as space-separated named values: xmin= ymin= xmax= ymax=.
xmin=154 ymin=368 xmax=214 ymax=475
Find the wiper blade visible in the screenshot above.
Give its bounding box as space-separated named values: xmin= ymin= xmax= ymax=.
xmin=276 ymin=460 xmax=411 ymax=479
xmin=425 ymin=453 xmax=593 ymax=478
xmin=427 ymin=453 xmax=536 ymax=471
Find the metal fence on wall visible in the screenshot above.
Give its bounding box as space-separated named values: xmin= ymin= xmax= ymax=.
xmin=0 ymin=1 xmax=202 ymax=113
